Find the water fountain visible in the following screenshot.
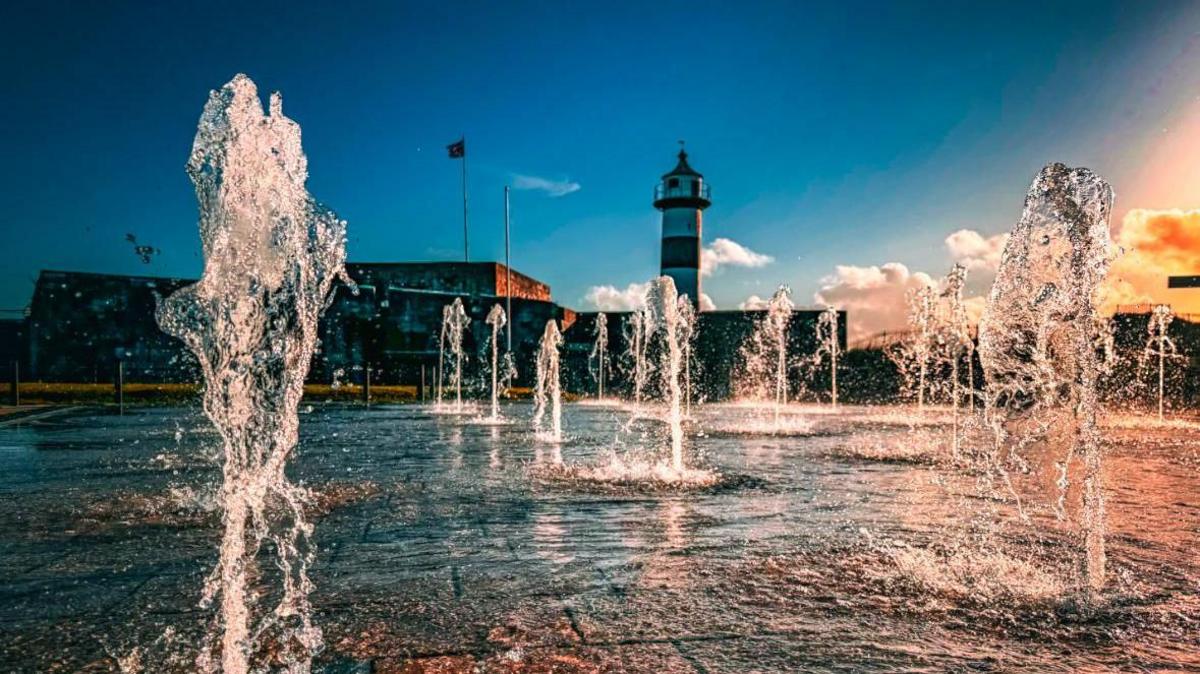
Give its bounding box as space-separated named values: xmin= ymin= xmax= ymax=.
xmin=766 ymin=288 xmax=793 ymax=423
xmin=590 ymin=312 xmax=609 ymax=400
xmin=1095 ymin=314 xmax=1117 ymax=378
xmin=554 ymin=278 xmax=715 ymax=485
xmin=485 ymin=304 xmax=506 ymax=420
xmin=726 ymin=285 xmax=811 ymax=437
xmin=815 ymin=304 xmax=840 ymax=408
xmin=624 ymin=310 xmax=650 ymax=404
xmin=734 ymin=285 xmax=794 ymax=424
xmin=676 ymin=296 xmax=697 ymax=415
xmin=978 ymin=162 xmax=1114 ymax=595
xmin=894 ymin=285 xmax=937 ymax=410
xmin=438 ymin=298 xmax=470 ymax=412
xmin=646 ymin=278 xmax=688 ymax=472
xmin=940 ymin=264 xmax=973 ymax=453
xmin=156 ymin=74 xmax=347 ymax=673
xmin=533 ymin=319 xmax=563 ymax=448
xmin=1140 ymin=304 xmax=1179 ymax=421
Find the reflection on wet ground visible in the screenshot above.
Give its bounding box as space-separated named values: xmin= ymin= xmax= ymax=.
xmin=0 ymin=402 xmax=1197 ymax=672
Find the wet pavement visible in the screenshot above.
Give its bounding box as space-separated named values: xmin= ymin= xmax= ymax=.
xmin=1 ymin=402 xmax=1198 ymax=672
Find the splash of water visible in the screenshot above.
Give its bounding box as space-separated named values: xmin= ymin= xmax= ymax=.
xmin=156 ymin=74 xmax=347 ymax=673
xmin=1140 ymin=304 xmax=1179 ymax=421
xmin=533 ymin=319 xmax=563 ymax=449
xmin=645 ymin=277 xmax=689 ymax=471
xmin=978 ymin=162 xmax=1114 ymax=596
xmin=555 ymin=279 xmax=708 ymax=483
xmin=485 ymin=304 xmax=506 ymax=420
xmin=815 ymin=305 xmax=840 ymax=408
xmin=439 ymin=298 xmax=470 ymax=412
xmin=590 ymin=312 xmax=609 ymax=400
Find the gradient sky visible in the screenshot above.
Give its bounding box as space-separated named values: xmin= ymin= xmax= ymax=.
xmin=3 ymin=1 xmax=1200 ymax=312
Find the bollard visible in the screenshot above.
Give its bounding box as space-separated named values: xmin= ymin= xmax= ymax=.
xmin=116 ymin=361 xmax=124 ymax=415
xmin=418 ymin=364 xmax=425 ymax=401
xmin=363 ymin=365 xmax=371 ymax=405
xmin=9 ymin=360 xmax=18 ymax=407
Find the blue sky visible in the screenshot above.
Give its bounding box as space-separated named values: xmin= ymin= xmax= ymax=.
xmin=2 ymin=1 xmax=1199 ymax=312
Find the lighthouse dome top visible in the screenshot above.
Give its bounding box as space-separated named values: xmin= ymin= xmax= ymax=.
xmin=662 ymin=148 xmax=703 ymax=180
xmin=653 ymin=146 xmax=711 ymax=210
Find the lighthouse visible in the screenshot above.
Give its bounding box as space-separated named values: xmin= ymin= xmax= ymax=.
xmin=653 ymin=145 xmax=710 ymax=309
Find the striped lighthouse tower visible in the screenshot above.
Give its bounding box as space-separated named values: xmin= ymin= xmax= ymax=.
xmin=653 ymin=145 xmax=711 ymax=309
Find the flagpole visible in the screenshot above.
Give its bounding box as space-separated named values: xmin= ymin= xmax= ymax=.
xmin=504 ymin=185 xmax=512 ymax=351
xmin=461 ymin=135 xmax=469 ymax=262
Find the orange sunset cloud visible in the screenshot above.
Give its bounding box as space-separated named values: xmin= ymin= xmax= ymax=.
xmin=1104 ymin=208 xmax=1200 ymax=316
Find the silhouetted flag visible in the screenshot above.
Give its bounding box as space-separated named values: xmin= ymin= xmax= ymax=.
xmin=447 ymin=138 xmax=465 ymax=158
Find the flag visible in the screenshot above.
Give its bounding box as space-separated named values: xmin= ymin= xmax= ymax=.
xmin=446 ymin=138 xmax=465 ymax=158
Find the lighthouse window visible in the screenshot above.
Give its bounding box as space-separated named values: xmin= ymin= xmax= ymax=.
xmin=668 ymin=178 xmax=679 ymax=188
xmin=690 ymin=179 xmax=699 ymax=196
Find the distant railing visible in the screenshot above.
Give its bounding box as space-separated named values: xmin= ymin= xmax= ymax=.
xmin=849 ymin=324 xmax=980 ymax=351
xmin=1116 ymin=303 xmax=1161 ymax=314
xmin=1114 ymin=304 xmax=1200 ymax=323
xmin=849 ymin=330 xmax=911 ymax=351
xmin=654 ymin=182 xmax=710 ymax=202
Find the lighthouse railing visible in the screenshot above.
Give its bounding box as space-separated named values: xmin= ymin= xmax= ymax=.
xmin=654 ymin=182 xmax=710 ymax=201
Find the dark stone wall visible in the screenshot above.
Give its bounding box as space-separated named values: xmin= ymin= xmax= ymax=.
xmin=18 ymin=267 xmax=565 ymax=386
xmin=16 ymin=267 xmax=1200 ymax=410
xmin=1105 ymin=312 xmax=1200 ymax=408
xmin=560 ymin=309 xmax=847 ymax=402
xmin=26 ymin=270 xmax=197 ymax=382
xmin=316 ymin=283 xmax=566 ymax=389
xmin=0 ymin=318 xmax=27 ymax=380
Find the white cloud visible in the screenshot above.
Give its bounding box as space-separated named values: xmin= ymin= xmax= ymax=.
xmin=585 ymin=284 xmax=716 ymax=312
xmin=701 ymin=238 xmax=773 ymax=276
xmin=1103 ymin=208 xmax=1200 ymax=315
xmin=738 ymin=294 xmax=769 ymax=310
xmin=814 ymin=263 xmax=935 ymax=340
xmin=512 ymin=174 xmax=581 ymax=197
xmin=944 ymin=229 xmax=1007 ymax=273
xmin=583 ymin=281 xmax=652 ymax=311
xmin=811 ymin=228 xmax=1011 ymax=341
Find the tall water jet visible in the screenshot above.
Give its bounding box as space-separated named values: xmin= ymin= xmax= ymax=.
xmin=676 ymin=296 xmax=697 ymax=416
xmin=624 ymin=310 xmax=650 ymax=404
xmin=156 ymin=75 xmax=347 ymax=673
xmin=978 ymin=162 xmax=1114 ymax=595
xmin=941 ymin=264 xmax=973 ymax=453
xmin=439 ymin=298 xmax=470 ymax=412
xmin=533 ymin=319 xmax=563 ymax=448
xmin=815 ymin=304 xmax=840 ymax=408
xmin=436 ymin=306 xmax=447 ymax=402
xmin=902 ymin=285 xmax=937 ymax=410
xmin=1095 ymin=314 xmax=1117 ymax=378
xmin=485 ymin=304 xmax=506 ymax=420
xmin=646 ymin=277 xmax=688 ymax=472
xmin=767 ymin=288 xmax=793 ymax=423
xmin=590 ymin=312 xmax=609 ymax=400
xmin=1140 ymin=304 xmax=1179 ymax=421
xmin=734 ymin=285 xmax=793 ymax=425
